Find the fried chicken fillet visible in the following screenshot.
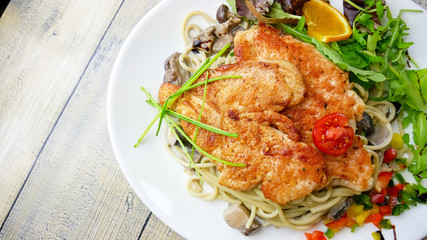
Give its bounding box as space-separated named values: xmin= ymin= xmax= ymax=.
xmin=159 ymin=61 xmax=327 ymax=205
xmin=233 ymin=24 xmax=373 ymax=191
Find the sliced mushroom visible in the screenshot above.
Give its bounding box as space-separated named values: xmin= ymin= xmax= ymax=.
xmin=367 ymin=124 xmax=389 ymax=146
xmin=163 ymin=52 xmax=190 ymax=86
xmin=193 ymin=5 xmax=242 ymax=53
xmin=193 ymin=26 xmax=216 ymax=53
xmin=212 ymin=34 xmax=235 ymax=53
xmin=235 ymin=0 xmax=274 ymax=20
xmin=213 ymin=13 xmax=241 ymax=38
xmin=327 ymin=197 xmax=353 ymax=220
xmin=356 ymin=112 xmax=375 ymax=136
xmin=216 ymin=4 xmax=231 ymax=23
xmin=223 ymin=204 xmax=261 ymax=236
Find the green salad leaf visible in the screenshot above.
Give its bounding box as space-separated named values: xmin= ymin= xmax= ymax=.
xmin=226 ymin=0 xmax=237 ymax=13
xmin=265 ymin=2 xmax=301 ymax=20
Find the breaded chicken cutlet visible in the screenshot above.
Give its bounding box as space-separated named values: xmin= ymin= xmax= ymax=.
xmin=233 ymin=24 xmax=374 ymax=191
xmin=159 ymin=61 xmax=327 ymax=205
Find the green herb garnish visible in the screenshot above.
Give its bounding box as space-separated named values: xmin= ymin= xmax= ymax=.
xmin=378 ymin=219 xmax=392 ymax=229
xmin=324 ymin=228 xmax=335 ymax=239
xmin=135 ymin=43 xmax=245 ymax=168
xmin=355 ymin=193 xmax=373 ymax=210
xmin=191 ymin=72 xmax=209 ymax=160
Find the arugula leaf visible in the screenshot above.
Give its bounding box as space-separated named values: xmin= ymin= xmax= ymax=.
xmin=418 ymin=69 xmax=427 ymax=103
xmin=265 ymin=3 xmax=289 ymax=19
xmin=388 ymin=69 xmax=427 ymax=112
xmin=413 ymin=111 xmax=427 ymax=149
xmin=264 ymin=2 xmax=301 ymax=21
xmin=415 ymin=173 xmax=427 ymax=196
xmin=340 ymin=42 xmax=370 ymax=68
xmin=376 ymin=0 xmax=385 ymax=20
xmin=392 ymin=203 xmax=410 ymax=216
xmin=409 ymin=149 xmax=427 ymax=182
xmin=365 ymin=0 xmax=376 ymax=6
xmin=295 ymin=16 xmax=306 ymax=33
xmin=226 ymin=0 xmax=237 ymax=13
xmin=366 ymin=32 xmax=382 ymax=53
xmin=358 ymin=13 xmax=374 ymax=31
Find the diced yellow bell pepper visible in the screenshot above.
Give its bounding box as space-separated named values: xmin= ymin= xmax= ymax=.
xmin=355 ymin=210 xmax=370 ymax=224
xmin=347 ymin=203 xmax=364 ymax=218
xmin=370 ymin=204 xmax=379 ymax=214
xmin=372 ymin=231 xmax=382 ymax=240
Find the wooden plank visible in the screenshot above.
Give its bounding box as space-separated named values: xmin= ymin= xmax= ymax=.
xmin=0 ymin=0 xmax=122 ymax=224
xmin=0 ymin=0 xmax=184 ymax=239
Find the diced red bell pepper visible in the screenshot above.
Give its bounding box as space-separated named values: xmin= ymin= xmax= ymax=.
xmin=395 ymin=183 xmax=405 ymax=190
xmin=379 ymin=206 xmax=392 ymax=216
xmin=383 ymin=148 xmax=398 ymax=163
xmin=388 ymin=183 xmax=405 ymax=197
xmin=387 ymin=187 xmax=399 ymax=197
xmin=345 ymin=217 xmax=356 ymax=228
xmin=375 ymin=172 xmax=393 ymax=192
xmin=365 ymin=213 xmax=384 ymax=228
xmin=380 ymin=188 xmax=388 ymax=195
xmin=325 ymin=214 xmax=349 ymax=230
xmin=305 ymin=231 xmax=327 ymax=240
xmin=371 ymin=193 xmax=385 ymax=204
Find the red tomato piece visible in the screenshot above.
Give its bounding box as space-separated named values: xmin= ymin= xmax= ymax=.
xmin=387 ymin=183 xmax=405 ymax=197
xmin=375 ymin=171 xmax=393 ymax=191
xmin=345 ymin=217 xmax=356 ymax=228
xmin=380 ymin=188 xmax=388 ymax=195
xmin=312 ymin=113 xmax=354 ymax=156
xmin=387 ymin=187 xmax=400 ymax=197
xmin=383 ymin=148 xmax=398 ymax=163
xmin=394 ymin=183 xmax=406 ymax=190
xmin=379 ymin=206 xmax=392 ymax=216
xmin=305 ymin=231 xmax=327 ymax=240
xmin=371 ymin=193 xmax=385 ymax=204
xmin=325 ymin=214 xmax=349 ymax=230
xmin=365 ymin=213 xmax=383 ymax=228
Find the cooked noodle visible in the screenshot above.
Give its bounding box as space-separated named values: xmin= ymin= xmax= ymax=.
xmin=163 ymin=11 xmax=405 ymax=231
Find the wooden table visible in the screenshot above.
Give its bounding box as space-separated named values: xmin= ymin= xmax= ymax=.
xmin=0 ymin=0 xmax=426 ymax=239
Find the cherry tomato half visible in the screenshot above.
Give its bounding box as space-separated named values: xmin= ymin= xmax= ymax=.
xmin=312 ymin=113 xmax=354 ymax=156
xmin=383 ymin=148 xmax=398 ymax=163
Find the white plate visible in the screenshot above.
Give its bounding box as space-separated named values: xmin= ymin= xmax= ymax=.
xmin=107 ymin=0 xmax=427 ymax=239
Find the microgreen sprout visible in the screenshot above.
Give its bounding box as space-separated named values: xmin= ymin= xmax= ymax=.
xmin=191 ymin=72 xmax=209 ymax=161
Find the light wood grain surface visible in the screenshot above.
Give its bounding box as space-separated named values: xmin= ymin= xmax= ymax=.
xmin=0 ymin=0 xmax=425 ymax=239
